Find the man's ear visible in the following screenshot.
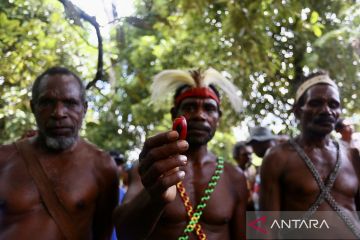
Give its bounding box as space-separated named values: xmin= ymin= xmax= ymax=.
xmin=30 ymin=100 xmax=35 ymax=114
xmin=293 ymin=104 xmax=300 ymax=119
xmin=83 ymin=101 xmax=88 ymax=115
xmin=218 ymin=109 xmax=222 ymax=118
xmin=170 ymin=107 xmax=177 ymax=120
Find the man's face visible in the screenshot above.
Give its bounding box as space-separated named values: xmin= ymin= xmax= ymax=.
xmin=173 ymin=97 xmax=220 ymax=147
xmin=341 ymin=124 xmax=354 ymax=139
xmin=297 ymin=84 xmax=341 ymax=136
xmin=251 ymin=139 xmax=276 ymax=158
xmin=31 ymin=74 xmax=87 ymax=151
xmin=235 ymin=145 xmax=253 ymax=170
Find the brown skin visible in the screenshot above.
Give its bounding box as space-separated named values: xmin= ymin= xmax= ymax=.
xmin=114 ymin=97 xmax=248 ymax=240
xmin=234 ymin=145 xmax=256 ymax=211
xmin=339 ymin=124 xmax=354 ymax=143
xmin=250 ymin=139 xmax=276 ymax=158
xmin=0 ymin=74 xmax=119 ymax=240
xmin=234 ymin=145 xmax=253 ymax=170
xmin=260 ymin=84 xmax=360 ymax=238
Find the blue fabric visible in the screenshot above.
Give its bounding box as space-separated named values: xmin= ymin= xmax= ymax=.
xmin=111 ymin=187 xmax=126 ymax=240
xmin=119 ymin=187 xmax=125 ymax=202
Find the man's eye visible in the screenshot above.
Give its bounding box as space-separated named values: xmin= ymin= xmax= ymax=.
xmin=64 ymin=100 xmax=78 ymax=107
xmin=329 ymin=101 xmax=340 ymax=109
xmin=205 ymin=105 xmax=217 ymax=112
xmin=38 ymin=99 xmax=54 ymax=107
xmin=308 ymin=100 xmax=321 ymax=107
xmin=183 ymin=105 xmax=195 ymax=111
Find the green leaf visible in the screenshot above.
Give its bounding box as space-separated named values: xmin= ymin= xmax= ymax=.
xmin=312 ymin=24 xmax=322 ymax=37
xmin=310 ymin=11 xmax=319 ymax=24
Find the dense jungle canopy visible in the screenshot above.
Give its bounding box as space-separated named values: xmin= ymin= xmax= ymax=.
xmin=1 ymin=0 xmax=359 ymax=161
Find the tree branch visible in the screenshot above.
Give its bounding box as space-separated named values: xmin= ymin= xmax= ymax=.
xmin=58 ymin=0 xmax=104 ymax=90
xmin=108 ymin=16 xmax=153 ymax=30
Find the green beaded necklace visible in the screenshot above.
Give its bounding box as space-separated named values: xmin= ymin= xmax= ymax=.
xmin=177 ymin=157 xmax=224 ymax=240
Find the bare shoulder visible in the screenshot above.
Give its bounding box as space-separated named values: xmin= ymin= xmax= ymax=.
xmin=0 ymin=142 xmax=18 ymax=165
xmin=0 ymin=142 xmax=17 ymax=155
xmin=223 ymin=161 xmax=246 ymax=182
xmin=263 ymin=141 xmax=292 ymax=167
xmin=80 ymin=139 xmax=113 ymax=164
xmin=261 ymin=141 xmax=293 ymax=178
xmin=222 ymin=160 xmax=248 ymax=197
xmin=80 ymin=139 xmax=118 ymax=178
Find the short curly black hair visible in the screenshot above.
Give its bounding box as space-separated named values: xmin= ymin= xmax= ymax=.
xmin=32 ymin=66 xmax=86 ymax=103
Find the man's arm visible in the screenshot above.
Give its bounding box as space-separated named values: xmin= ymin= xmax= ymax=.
xmin=350 ymin=147 xmax=360 ymax=210
xmin=113 ymin=131 xmax=188 ymax=240
xmin=230 ymin=167 xmax=248 ymax=240
xmin=259 ymin=149 xmax=283 ymax=211
xmin=92 ymin=153 xmax=119 ymax=240
xmin=259 ymin=146 xmax=286 ymax=238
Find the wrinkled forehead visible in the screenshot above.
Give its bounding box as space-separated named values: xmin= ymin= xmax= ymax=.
xmin=305 ymin=83 xmax=340 ymax=101
xmin=38 ymin=74 xmax=82 ymax=98
xmin=39 ymin=74 xmax=79 ymax=88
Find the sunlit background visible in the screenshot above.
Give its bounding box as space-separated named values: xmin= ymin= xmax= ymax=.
xmin=1 ymin=0 xmax=360 ymax=163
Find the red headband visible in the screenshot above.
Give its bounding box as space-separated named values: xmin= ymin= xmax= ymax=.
xmin=175 ymin=87 xmax=220 ymax=106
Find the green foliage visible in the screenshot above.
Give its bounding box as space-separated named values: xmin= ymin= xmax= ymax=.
xmin=0 ymin=0 xmax=96 ymax=143
xmin=98 ymin=0 xmax=359 ymax=159
xmin=1 ymin=0 xmax=359 ymax=162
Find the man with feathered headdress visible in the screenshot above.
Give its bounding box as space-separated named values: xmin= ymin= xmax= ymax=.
xmin=260 ymin=71 xmax=360 ymax=239
xmin=114 ymin=68 xmax=248 ymax=240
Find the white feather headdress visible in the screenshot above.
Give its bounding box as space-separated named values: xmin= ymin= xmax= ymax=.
xmin=150 ymin=68 xmax=243 ymax=113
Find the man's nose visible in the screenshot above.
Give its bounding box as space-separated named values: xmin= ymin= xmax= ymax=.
xmin=320 ymin=104 xmax=331 ymax=114
xmin=192 ymin=108 xmax=207 ymax=120
xmin=51 ymin=102 xmax=67 ymax=118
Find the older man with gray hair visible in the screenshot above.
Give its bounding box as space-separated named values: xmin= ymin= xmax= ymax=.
xmin=0 ymin=67 xmax=119 ymax=240
xmin=260 ymin=71 xmax=360 ymax=239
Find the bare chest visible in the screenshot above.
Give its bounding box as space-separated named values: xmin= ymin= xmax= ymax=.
xmin=160 ymin=167 xmax=235 ymax=226
xmin=282 ymin=150 xmax=359 ymax=208
xmin=0 ymin=155 xmax=98 ymax=219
